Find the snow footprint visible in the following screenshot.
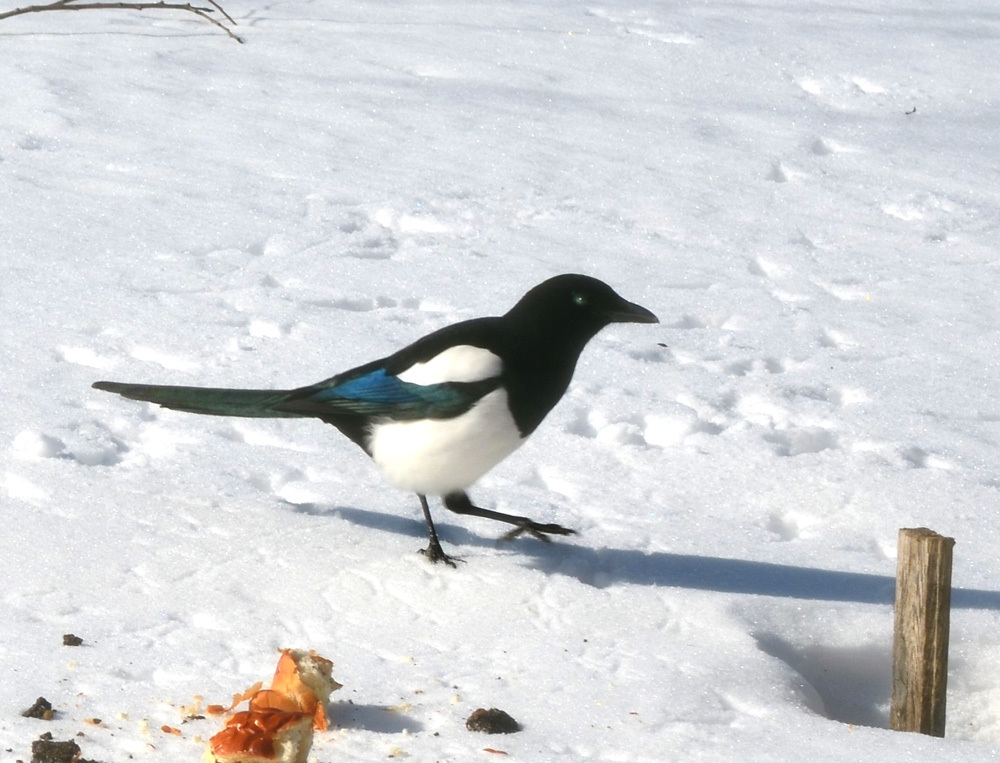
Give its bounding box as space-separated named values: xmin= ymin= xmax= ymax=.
xmin=767 ymin=160 xmax=808 ymax=184
xmin=733 ymin=392 xmax=842 ymax=457
xmin=642 ymin=405 xmax=701 ymax=448
xmin=248 ymin=466 xmax=326 ymax=506
xmin=899 ymin=446 xmax=955 ymax=471
xmin=13 ymin=430 xmax=67 ymax=459
xmin=12 ymin=423 xmax=127 ymax=466
xmin=881 ymin=192 xmax=972 ymax=244
xmin=766 ymin=510 xmax=819 ymax=541
xmin=794 ymin=73 xmax=889 ymax=110
xmin=725 ymin=357 xmax=786 ymax=377
xmin=571 ymin=401 xmax=723 ymax=449
xmin=809 ymin=137 xmax=853 ymax=156
xmin=338 ymin=209 xmax=399 ymax=260
xmin=567 ymin=407 xmax=646 ymax=446
xmin=818 ymin=328 xmax=859 ymax=350
xmin=339 ymin=203 xmax=456 ymax=261
xmin=763 ymin=426 xmax=839 ymax=458
xmin=746 ymin=255 xmax=817 ymax=305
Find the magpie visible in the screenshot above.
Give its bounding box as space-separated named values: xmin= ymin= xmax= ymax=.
xmin=93 ymin=274 xmax=658 ymax=565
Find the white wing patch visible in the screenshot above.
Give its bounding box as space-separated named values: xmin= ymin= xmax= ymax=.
xmin=396 ymin=344 xmax=503 ymax=385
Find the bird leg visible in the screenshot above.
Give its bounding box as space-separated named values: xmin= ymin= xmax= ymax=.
xmin=416 ymin=494 xmax=461 ymax=567
xmin=443 ymin=492 xmax=576 ymax=543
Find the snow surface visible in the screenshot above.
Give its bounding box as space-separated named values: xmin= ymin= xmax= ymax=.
xmin=3 ymin=1 xmax=1000 ymax=760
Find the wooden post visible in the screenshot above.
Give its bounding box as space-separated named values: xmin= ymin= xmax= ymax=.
xmin=890 ymin=527 xmax=955 ymax=737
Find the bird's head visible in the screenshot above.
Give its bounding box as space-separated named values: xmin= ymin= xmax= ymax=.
xmin=504 ymin=274 xmax=658 ymax=352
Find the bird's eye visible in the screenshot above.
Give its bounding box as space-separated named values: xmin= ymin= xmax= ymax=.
xmin=572 ymin=292 xmax=588 ymax=307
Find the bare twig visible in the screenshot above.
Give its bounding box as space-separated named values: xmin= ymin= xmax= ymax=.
xmin=0 ymin=0 xmax=242 ymax=42
xmin=204 ymin=0 xmax=233 ymax=25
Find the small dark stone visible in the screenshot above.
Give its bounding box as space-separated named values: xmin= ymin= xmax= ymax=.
xmin=21 ymin=698 xmax=53 ymax=720
xmin=62 ymin=634 xmax=83 ymax=647
xmin=466 ymin=707 xmax=521 ymax=734
xmin=30 ymin=736 xmax=79 ymax=763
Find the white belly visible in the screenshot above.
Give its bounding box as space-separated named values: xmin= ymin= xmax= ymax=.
xmin=367 ymin=388 xmax=524 ymax=495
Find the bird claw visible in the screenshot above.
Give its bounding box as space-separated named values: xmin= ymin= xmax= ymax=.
xmin=419 ymin=542 xmax=464 ymax=568
xmin=501 ymin=520 xmax=577 ymax=544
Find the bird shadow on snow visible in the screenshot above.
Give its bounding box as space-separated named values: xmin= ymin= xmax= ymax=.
xmin=289 ymin=503 xmax=498 ymax=551
xmin=310 ymin=505 xmax=1000 ymax=610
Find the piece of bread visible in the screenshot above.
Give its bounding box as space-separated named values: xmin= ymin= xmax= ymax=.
xmin=207 ymin=708 xmax=313 ymax=763
xmin=259 ymin=649 xmax=342 ymax=731
xmin=206 ymin=649 xmax=341 ymax=763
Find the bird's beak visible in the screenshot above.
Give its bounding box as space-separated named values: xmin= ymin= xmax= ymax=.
xmin=608 ymin=299 xmax=659 ymax=325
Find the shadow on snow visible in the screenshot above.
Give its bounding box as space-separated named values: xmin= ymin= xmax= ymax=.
xmin=304 ymin=505 xmax=1000 ymax=609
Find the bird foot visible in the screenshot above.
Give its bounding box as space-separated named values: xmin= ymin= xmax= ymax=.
xmin=501 ymin=520 xmax=577 ymax=544
xmin=419 ymin=541 xmax=464 ymax=568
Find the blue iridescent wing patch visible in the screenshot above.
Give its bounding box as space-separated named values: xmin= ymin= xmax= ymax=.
xmin=290 ymin=367 xmax=500 ymax=421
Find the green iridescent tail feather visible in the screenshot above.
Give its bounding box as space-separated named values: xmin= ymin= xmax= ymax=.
xmin=91 ymin=381 xmax=302 ymax=418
